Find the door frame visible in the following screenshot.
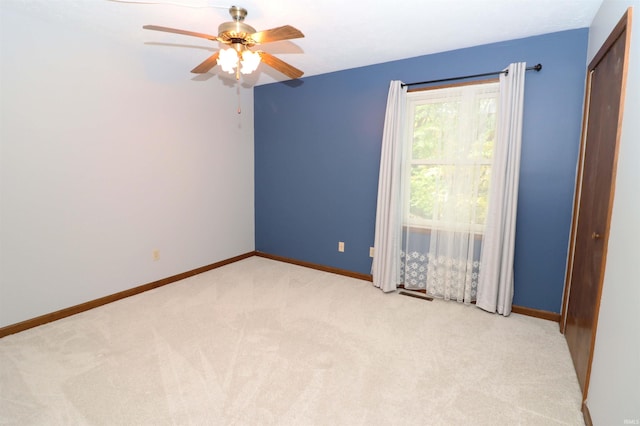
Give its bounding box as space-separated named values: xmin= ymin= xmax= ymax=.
xmin=560 ymin=8 xmax=632 ymax=401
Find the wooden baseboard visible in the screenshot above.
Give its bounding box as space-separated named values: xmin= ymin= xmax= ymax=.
xmin=1 ymin=251 xmax=560 ymax=337
xmin=511 ymin=305 xmax=561 ymax=322
xmin=254 ymin=251 xmax=373 ymax=282
xmin=397 ymin=286 xmax=560 ymax=322
xmin=254 ymin=256 xmax=560 ymax=323
xmin=0 ymin=251 xmax=256 ymax=338
xmin=582 ymin=401 xmax=593 ymax=426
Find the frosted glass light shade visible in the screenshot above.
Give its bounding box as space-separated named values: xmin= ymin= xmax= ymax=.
xmin=240 ymin=50 xmax=261 ymax=74
xmin=217 ymin=48 xmax=238 ymax=74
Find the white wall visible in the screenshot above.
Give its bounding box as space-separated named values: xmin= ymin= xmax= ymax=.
xmin=585 ymin=1 xmax=640 ymax=424
xmin=0 ymin=3 xmax=255 ymax=327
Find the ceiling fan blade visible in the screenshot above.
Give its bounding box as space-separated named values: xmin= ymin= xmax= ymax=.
xmin=143 ymin=25 xmax=219 ymax=41
xmin=191 ymin=52 xmax=220 ymax=74
xmin=258 ymin=52 xmax=304 ymax=79
xmin=250 ymin=25 xmax=304 ymax=44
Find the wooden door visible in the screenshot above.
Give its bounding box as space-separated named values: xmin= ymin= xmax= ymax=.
xmin=562 ymin=9 xmax=631 ymax=400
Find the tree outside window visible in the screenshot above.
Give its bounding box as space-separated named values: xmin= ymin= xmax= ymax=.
xmin=405 ymin=82 xmax=499 ymax=232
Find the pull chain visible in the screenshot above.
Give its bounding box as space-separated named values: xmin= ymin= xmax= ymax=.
xmin=235 ymin=55 xmax=241 ymax=114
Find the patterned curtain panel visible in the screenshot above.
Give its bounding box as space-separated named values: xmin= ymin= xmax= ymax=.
xmin=401 ymin=81 xmax=499 ymax=303
xmin=401 ymin=230 xmax=482 ymax=302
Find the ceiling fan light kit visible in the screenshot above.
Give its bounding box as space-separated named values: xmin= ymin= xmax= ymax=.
xmin=143 ymin=5 xmax=304 ymax=81
xmin=239 ymin=50 xmax=261 ymax=74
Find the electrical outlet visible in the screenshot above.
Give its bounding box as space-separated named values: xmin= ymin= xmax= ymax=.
xmin=370 ymin=247 xmax=375 ymax=258
xmin=153 ymin=249 xmax=160 ymax=261
xmin=338 ymin=241 xmax=345 ymax=252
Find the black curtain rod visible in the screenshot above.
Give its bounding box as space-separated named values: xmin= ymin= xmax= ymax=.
xmin=401 ymin=63 xmax=542 ymax=88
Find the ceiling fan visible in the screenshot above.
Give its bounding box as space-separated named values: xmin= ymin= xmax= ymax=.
xmin=143 ymin=5 xmax=304 ymax=80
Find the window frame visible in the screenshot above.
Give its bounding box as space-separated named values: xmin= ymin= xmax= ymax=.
xmin=403 ymin=79 xmax=500 ymax=233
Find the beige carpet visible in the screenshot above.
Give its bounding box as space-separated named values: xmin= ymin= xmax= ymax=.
xmin=0 ymin=257 xmax=584 ymax=425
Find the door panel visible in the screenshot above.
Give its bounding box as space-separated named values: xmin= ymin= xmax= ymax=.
xmin=563 ymin=10 xmax=630 ymax=399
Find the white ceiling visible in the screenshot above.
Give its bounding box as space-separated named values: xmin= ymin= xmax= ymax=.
xmin=5 ymin=0 xmax=603 ymax=85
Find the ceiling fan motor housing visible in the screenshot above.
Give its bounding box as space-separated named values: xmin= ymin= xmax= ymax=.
xmin=218 ymin=6 xmax=256 ymax=47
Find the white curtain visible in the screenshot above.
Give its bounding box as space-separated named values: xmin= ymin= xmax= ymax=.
xmin=401 ymin=83 xmax=497 ymax=303
xmin=476 ymin=62 xmax=527 ymax=316
xmin=372 ymin=81 xmax=407 ymax=292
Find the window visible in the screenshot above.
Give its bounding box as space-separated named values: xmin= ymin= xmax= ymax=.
xmin=404 ymin=81 xmax=499 ymax=232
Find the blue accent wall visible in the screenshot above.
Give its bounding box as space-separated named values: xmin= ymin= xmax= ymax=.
xmin=255 ymin=29 xmax=588 ymax=313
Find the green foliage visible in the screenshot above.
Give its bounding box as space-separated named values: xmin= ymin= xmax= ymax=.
xmin=408 ymin=91 xmax=497 ymax=228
